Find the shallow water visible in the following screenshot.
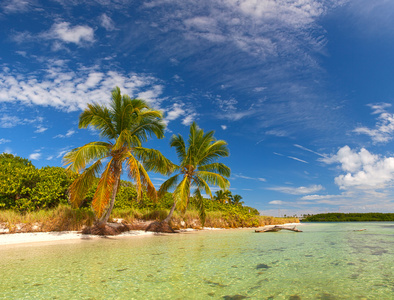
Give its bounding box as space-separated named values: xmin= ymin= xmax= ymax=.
xmin=0 ymin=222 xmax=393 ymax=299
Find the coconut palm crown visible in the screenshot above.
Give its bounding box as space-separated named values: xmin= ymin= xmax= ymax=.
xmin=63 ymin=86 xmax=173 ymax=226
xmin=159 ymin=122 xmax=230 ymax=225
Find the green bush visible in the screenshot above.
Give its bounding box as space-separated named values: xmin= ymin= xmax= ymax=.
xmin=0 ymin=154 xmax=73 ymax=211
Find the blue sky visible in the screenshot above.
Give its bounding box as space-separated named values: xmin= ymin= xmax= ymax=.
xmin=1 ymin=0 xmax=394 ymax=216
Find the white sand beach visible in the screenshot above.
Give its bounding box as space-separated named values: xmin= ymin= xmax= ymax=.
xmin=0 ymin=223 xmax=303 ymax=246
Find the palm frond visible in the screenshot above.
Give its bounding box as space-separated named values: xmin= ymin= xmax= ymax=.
xmin=198 ymin=140 xmax=229 ymax=166
xmin=63 ymin=142 xmax=111 ymax=173
xmin=68 ymin=160 xmax=102 ymax=207
xmin=193 ymin=188 xmax=206 ymax=226
xmin=79 ymin=103 xmax=116 ymax=139
xmin=197 ymin=163 xmax=231 ymax=178
xmin=125 ymin=153 xmax=143 ymax=200
xmin=133 ymin=147 xmax=176 ymax=175
xmin=92 ymin=159 xmax=116 ymax=219
xmin=170 ymin=134 xmax=187 ymax=162
xmin=137 ymin=160 xmax=157 ymax=200
xmin=173 ymin=175 xmax=190 ymax=212
xmin=129 ymin=117 xmax=166 ymax=142
xmin=196 ymin=171 xmax=230 ymax=189
xmin=113 ymin=129 xmax=142 ymax=151
xmin=192 ymin=175 xmax=212 ymax=198
xmin=158 ymin=174 xmax=180 ymax=197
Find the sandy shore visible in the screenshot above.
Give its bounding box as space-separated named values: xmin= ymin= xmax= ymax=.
xmin=0 ymin=223 xmax=303 ymax=246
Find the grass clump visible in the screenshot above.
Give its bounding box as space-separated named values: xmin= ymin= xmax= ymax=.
xmin=0 ymin=205 xmax=94 ymax=233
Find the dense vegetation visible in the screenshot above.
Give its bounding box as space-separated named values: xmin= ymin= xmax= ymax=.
xmin=0 ymin=153 xmax=297 ymax=232
xmin=303 ymin=213 xmax=394 ymax=222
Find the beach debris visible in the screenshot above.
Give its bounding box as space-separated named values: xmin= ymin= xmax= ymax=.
xmin=223 ymin=295 xmax=248 ymax=300
xmin=255 ymin=225 xmax=302 ymax=233
xmin=205 ymin=280 xmax=228 ymax=287
xmin=145 ymin=221 xmax=175 ymax=233
xmin=256 ymin=263 xmax=271 ymax=269
xmin=82 ymin=223 xmax=131 ymax=235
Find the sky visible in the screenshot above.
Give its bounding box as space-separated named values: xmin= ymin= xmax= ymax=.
xmin=1 ymin=0 xmax=394 ymax=216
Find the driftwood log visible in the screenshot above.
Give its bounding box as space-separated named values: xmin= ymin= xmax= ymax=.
xmin=255 ymin=225 xmax=302 ymax=233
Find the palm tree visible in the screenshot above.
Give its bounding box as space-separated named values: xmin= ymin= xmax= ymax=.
xmin=151 ymin=122 xmax=230 ymax=230
xmin=63 ymin=87 xmax=172 ymax=231
xmin=232 ymin=194 xmax=244 ymax=206
xmin=214 ymin=189 xmax=232 ymax=204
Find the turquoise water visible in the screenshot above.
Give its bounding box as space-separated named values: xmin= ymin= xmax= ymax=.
xmin=0 ymin=222 xmax=393 ymax=299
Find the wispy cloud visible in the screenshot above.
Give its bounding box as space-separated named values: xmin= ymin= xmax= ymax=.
xmin=0 ymin=138 xmax=11 ymax=144
xmin=0 ymin=115 xmax=20 ymax=128
xmin=354 ymin=103 xmax=394 ymax=143
xmin=268 ymin=184 xmax=324 ymax=195
xmin=294 ymin=144 xmax=326 ymax=157
xmin=0 ymin=114 xmax=46 ymax=132
xmin=234 ymin=173 xmax=266 ymax=182
xmin=54 ymin=129 xmax=75 ymax=139
xmin=2 ymin=0 xmax=31 ymax=13
xmin=100 ymin=14 xmax=116 ymax=31
xmin=287 ymin=156 xmax=308 ymax=164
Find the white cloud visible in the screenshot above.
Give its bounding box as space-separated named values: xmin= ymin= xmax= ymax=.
xmin=321 ymin=145 xmax=376 ymax=173
xmin=218 ymin=110 xmax=255 ymax=121
xmin=100 ymin=14 xmax=116 ymax=31
xmin=0 ymin=138 xmax=11 ymax=144
xmin=301 ymin=194 xmax=343 ymax=201
xmin=48 ymin=22 xmax=94 ymax=45
xmin=181 ymin=113 xmax=196 ymax=125
xmin=0 ymin=114 xmax=47 ymax=132
xmin=266 ymin=129 xmax=288 ymax=137
xmin=322 ymin=145 xmax=394 ymax=189
xmin=0 ymin=64 xmax=164 ymax=112
xmin=165 ymin=103 xmax=184 ymax=121
xmin=268 ymin=184 xmax=324 ymax=195
xmin=354 ymin=103 xmax=394 ymax=143
xmin=269 ymin=200 xmax=284 ymax=205
xmin=164 ymin=103 xmax=197 ymax=126
xmin=2 ymin=0 xmax=30 ymax=13
xmin=54 ymin=129 xmax=75 ymax=138
xmin=221 ymin=125 xmax=227 ymax=130
xmin=34 ymin=125 xmax=48 ymax=133
xmin=0 ymin=115 xmax=20 ymax=128
xmin=29 ymin=152 xmax=41 ymax=160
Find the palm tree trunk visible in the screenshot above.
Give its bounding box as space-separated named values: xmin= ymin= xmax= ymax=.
xmin=163 ymin=200 xmax=176 ymax=223
xmin=97 ymin=163 xmax=122 ymax=227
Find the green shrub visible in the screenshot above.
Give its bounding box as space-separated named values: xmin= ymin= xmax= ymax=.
xmin=0 ymin=154 xmax=73 ymax=211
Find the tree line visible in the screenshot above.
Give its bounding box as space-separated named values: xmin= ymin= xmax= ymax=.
xmin=303 ymin=213 xmax=394 ymax=222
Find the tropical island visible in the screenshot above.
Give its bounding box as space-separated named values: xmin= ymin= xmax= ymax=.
xmin=303 ymin=212 xmax=394 ymax=222
xmin=0 ymin=87 xmax=297 ymax=236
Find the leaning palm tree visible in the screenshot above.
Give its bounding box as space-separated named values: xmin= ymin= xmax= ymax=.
xmin=63 ymin=87 xmax=173 ymax=232
xmin=148 ymin=122 xmax=230 ymax=231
